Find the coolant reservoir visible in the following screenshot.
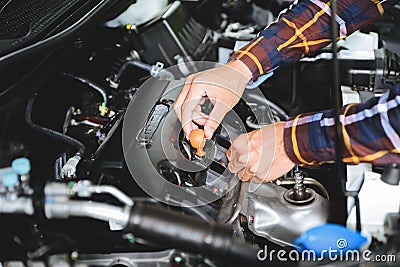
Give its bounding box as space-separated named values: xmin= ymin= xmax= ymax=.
xmin=105 ymin=0 xmax=168 ymax=28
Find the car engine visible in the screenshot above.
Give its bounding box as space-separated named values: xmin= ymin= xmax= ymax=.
xmin=0 ymin=0 xmax=400 ymax=266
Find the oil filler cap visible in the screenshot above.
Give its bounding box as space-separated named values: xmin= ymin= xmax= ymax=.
xmin=294 ymin=223 xmax=368 ymax=256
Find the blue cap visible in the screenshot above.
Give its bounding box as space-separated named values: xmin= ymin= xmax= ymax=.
xmin=12 ymin=158 xmax=31 ymax=175
xmin=294 ymin=224 xmax=368 ymax=257
xmin=1 ymin=169 xmax=19 ymax=187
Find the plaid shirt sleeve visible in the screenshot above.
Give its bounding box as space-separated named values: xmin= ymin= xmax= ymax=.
xmin=230 ymin=0 xmax=399 ymax=81
xmin=284 ymin=85 xmax=400 ymax=166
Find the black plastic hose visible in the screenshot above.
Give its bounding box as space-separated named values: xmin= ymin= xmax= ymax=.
xmin=61 ymin=73 xmax=108 ymax=105
xmin=113 ymin=59 xmax=174 ymax=81
xmin=125 ymin=202 xmax=262 ymax=266
xmin=114 ymin=60 xmax=152 ymax=81
xmin=26 ymin=96 xmax=85 ymax=156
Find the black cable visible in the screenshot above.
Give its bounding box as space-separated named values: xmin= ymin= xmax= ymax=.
xmin=330 ymin=0 xmax=362 ymax=231
xmin=61 ymin=73 xmax=108 ymax=105
xmin=354 ymin=195 xmax=362 ymax=231
xmin=25 ymin=96 xmax=85 ymax=156
xmin=330 ymin=0 xmax=345 ymax=192
xmin=114 ymin=59 xmax=152 ymax=81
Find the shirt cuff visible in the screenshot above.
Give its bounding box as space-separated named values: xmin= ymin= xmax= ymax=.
xmin=245 ymin=71 xmax=274 ymax=89
xmin=229 ymin=36 xmax=280 ymax=81
xmin=283 ymin=112 xmax=335 ymax=166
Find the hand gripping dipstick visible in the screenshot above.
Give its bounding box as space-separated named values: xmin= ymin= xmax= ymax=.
xmin=189 ymin=129 xmax=206 ymax=157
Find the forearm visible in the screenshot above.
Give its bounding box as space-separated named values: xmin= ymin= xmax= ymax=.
xmin=230 ymin=0 xmax=399 ymax=81
xmin=284 ymin=84 xmax=400 ymax=166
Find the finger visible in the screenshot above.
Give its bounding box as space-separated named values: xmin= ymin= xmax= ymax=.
xmin=226 ymin=147 xmax=232 ymax=161
xmin=228 ymin=153 xmax=248 ymax=174
xmin=248 ymin=150 xmax=262 ymax=174
xmin=174 ymin=74 xmax=196 ymax=123
xmin=181 ymin=85 xmax=206 ymax=138
xmin=227 ymin=134 xmax=250 ymax=172
xmin=228 ymin=161 xmax=239 ymax=174
xmin=194 ymin=99 xmax=208 ymax=114
xmin=227 ymin=144 xmax=242 ymax=173
xmin=192 ymin=112 xmax=207 ymax=125
xmin=238 ymin=168 xmax=254 ymax=181
xmin=203 ymin=101 xmax=230 ymax=138
xmin=192 ymin=103 xmax=208 ymax=125
xmin=198 ymin=97 xmax=206 ymax=106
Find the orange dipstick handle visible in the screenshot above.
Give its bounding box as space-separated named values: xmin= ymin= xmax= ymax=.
xmin=189 ymin=129 xmax=206 ymax=157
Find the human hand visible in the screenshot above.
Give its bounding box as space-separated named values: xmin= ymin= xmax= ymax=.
xmin=174 ymin=60 xmax=252 ymax=139
xmin=227 ymin=122 xmax=295 ymax=183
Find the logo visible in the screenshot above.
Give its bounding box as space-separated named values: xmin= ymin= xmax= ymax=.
xmin=336 ymin=238 xmax=348 ymax=249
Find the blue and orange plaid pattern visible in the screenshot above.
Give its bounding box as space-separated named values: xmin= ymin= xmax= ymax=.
xmin=284 ymin=85 xmax=400 ymax=165
xmin=230 ymin=0 xmax=398 ymax=81
xmin=231 ymin=0 xmax=400 ymax=165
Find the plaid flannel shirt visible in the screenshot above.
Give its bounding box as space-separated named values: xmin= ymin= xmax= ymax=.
xmin=284 ymin=85 xmax=400 ymax=166
xmin=230 ymin=0 xmax=400 ymax=165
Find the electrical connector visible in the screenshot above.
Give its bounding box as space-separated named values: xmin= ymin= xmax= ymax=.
xmin=61 ymin=155 xmax=81 ymax=179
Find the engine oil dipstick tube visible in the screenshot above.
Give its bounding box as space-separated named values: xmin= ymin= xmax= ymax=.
xmin=293 ymin=170 xmax=307 ymax=201
xmin=283 ymin=169 xmax=316 ymax=205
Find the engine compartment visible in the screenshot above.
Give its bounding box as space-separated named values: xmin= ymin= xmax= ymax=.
xmin=1 ymin=0 xmax=400 ymax=266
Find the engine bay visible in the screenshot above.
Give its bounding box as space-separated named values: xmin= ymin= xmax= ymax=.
xmin=0 ymin=0 xmax=400 ymax=266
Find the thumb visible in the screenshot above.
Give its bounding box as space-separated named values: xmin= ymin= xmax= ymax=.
xmin=226 ymin=146 xmax=232 ymax=161
xmin=203 ymin=102 xmax=230 ymax=138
